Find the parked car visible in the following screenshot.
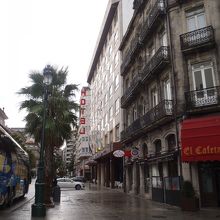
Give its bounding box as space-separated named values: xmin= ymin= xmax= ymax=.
xmin=71 ymin=176 xmax=86 ymax=183
xmin=57 ymin=177 xmax=85 ymax=190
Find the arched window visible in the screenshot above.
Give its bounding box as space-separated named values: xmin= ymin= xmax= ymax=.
xmin=142 ymin=143 xmax=148 ymax=158
xmin=154 ymin=139 xmax=162 ymax=154
xmin=166 ymin=134 xmax=176 ymax=151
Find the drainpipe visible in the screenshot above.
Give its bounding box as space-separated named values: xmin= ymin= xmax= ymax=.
xmin=165 ymin=0 xmax=183 ymax=184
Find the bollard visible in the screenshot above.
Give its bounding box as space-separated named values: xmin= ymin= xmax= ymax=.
xmin=53 ymin=185 xmax=61 ymax=203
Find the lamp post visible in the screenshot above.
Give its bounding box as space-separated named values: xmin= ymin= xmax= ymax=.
xmin=32 ymin=65 xmax=53 ymax=217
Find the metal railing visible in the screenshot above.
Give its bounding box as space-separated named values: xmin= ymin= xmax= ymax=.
xmin=121 ymin=118 xmax=142 ymax=140
xmin=142 ymin=46 xmax=169 ymax=82
xmin=180 ymin=26 xmax=215 ymax=51
xmin=121 ymin=35 xmax=141 ymax=75
xmin=140 ymin=0 xmax=166 ymax=42
xmin=121 ymin=100 xmax=173 ymax=140
xmin=121 ymin=73 xmax=142 ymax=108
xmin=185 ymin=86 xmax=220 ymax=109
xmin=141 ymin=100 xmax=173 ymax=128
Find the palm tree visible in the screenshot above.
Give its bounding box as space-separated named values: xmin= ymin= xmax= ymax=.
xmin=18 ymin=65 xmax=79 ymax=205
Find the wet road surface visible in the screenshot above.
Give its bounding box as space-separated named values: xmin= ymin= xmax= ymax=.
xmin=0 ymin=183 xmax=220 ymax=220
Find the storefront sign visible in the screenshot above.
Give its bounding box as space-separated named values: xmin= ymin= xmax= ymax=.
xmin=113 ymin=150 xmax=125 ymax=158
xmin=181 ymin=116 xmax=220 ymax=162
xmin=131 ymin=149 xmax=139 ymax=158
xmin=124 ymin=150 xmax=131 ymax=157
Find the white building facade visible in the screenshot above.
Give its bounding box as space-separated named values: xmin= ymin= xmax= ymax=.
xmin=87 ymin=0 xmax=133 ymax=187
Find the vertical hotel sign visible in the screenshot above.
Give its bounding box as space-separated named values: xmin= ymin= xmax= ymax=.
xmin=79 ymin=88 xmax=87 ymax=134
xmin=181 ymin=116 xmax=220 ymax=162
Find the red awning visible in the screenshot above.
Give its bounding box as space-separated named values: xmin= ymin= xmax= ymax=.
xmin=181 ymin=116 xmax=220 ymax=162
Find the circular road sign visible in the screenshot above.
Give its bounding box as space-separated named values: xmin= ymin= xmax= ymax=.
xmin=113 ymin=150 xmax=125 ymax=158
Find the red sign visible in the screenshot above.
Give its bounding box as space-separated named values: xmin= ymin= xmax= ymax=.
xmin=80 ymin=118 xmax=85 ymax=124
xmin=124 ymin=150 xmax=131 ymax=157
xmin=181 ymin=116 xmax=220 ymax=162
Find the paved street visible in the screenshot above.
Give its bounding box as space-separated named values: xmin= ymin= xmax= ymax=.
xmin=0 ymin=182 xmax=220 ymax=220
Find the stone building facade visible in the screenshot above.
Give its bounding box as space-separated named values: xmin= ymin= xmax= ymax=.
xmin=120 ymin=0 xmax=220 ymax=207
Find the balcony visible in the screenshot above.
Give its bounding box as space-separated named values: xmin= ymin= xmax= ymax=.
xmin=121 ymin=73 xmax=142 ymax=108
xmin=121 ymin=118 xmax=142 ymax=141
xmin=121 ymin=50 xmax=131 ymax=75
xmin=185 ymin=86 xmax=220 ymax=112
xmin=121 ymin=100 xmax=173 ymax=141
xmin=141 ymin=100 xmax=173 ymax=129
xmin=121 ymin=35 xmax=141 ymax=76
xmin=140 ymin=0 xmax=166 ymax=43
xmin=142 ymin=46 xmax=170 ymax=83
xmin=180 ymin=26 xmax=215 ymax=53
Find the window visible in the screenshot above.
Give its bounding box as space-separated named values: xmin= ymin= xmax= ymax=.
xmin=192 ymin=62 xmax=216 ymax=106
xmin=114 ymin=30 xmax=119 ymax=44
xmin=115 ymin=98 xmax=120 ymax=115
xmin=154 ymin=139 xmax=162 ymax=154
xmin=115 ymin=74 xmax=119 ymax=91
xmin=148 ymin=43 xmax=155 ymax=59
xmin=109 ymin=85 xmax=113 ymax=98
xmin=109 ymin=106 xmax=113 ymax=120
xmin=109 ymin=130 xmax=113 ymax=144
xmin=105 ymin=93 xmax=108 ymax=105
xmin=192 ymin=62 xmax=215 ymax=90
xmin=166 ymin=134 xmax=176 ymax=151
xmin=105 ymin=113 xmax=108 ymax=125
xmin=160 ymin=29 xmax=168 ymax=46
xmin=114 ymin=52 xmax=119 ymax=68
xmin=115 ymin=124 xmax=119 ymax=141
xmin=164 ymin=79 xmax=172 ymax=100
xmin=142 ymin=143 xmax=148 ymax=158
xmin=151 ymin=87 xmax=158 ymax=107
xmin=186 ymin=7 xmax=206 ymax=32
xmin=109 ymin=45 xmax=113 ymax=57
xmin=132 ymin=105 xmax=137 ymax=121
xmin=109 ymin=64 xmax=113 ymax=75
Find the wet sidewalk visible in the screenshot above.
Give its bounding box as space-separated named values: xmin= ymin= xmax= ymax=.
xmin=1 ymin=183 xmax=220 ymax=220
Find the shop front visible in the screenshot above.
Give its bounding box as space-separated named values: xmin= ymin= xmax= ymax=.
xmin=181 ymin=115 xmax=220 ymax=207
xmin=148 ymin=150 xmax=181 ymax=206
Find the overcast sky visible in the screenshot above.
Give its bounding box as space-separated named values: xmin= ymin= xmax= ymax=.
xmin=0 ymin=0 xmax=108 ymax=128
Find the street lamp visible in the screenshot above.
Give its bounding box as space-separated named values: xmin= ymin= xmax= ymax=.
xmin=32 ymin=65 xmax=53 ymax=217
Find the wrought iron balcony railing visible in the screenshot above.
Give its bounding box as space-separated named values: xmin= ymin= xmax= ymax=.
xmin=121 ymin=50 xmax=131 ymax=75
xmin=140 ymin=0 xmax=166 ymax=43
xmin=121 ymin=118 xmax=142 ymax=141
xmin=130 ymin=35 xmax=141 ymax=58
xmin=142 ymin=46 xmax=169 ymax=82
xmin=121 ymin=73 xmax=142 ymax=108
xmin=121 ymin=100 xmax=173 ymax=141
xmin=185 ymin=86 xmax=220 ymax=110
xmin=180 ymin=26 xmax=215 ymax=52
xmin=140 ymin=100 xmax=173 ymax=129
xmin=121 ymin=35 xmax=141 ymax=75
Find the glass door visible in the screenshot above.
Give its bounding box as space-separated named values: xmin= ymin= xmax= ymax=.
xmin=199 ymin=163 xmax=218 ymax=207
xmin=192 ymin=62 xmax=217 ymax=107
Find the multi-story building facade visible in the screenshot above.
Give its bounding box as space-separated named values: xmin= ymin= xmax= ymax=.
xmin=120 ymin=0 xmax=220 ymax=208
xmin=75 ymin=87 xmax=92 ymax=179
xmin=86 ymin=0 xmax=134 ymax=188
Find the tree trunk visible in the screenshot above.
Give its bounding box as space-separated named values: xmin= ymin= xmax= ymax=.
xmin=44 ymin=144 xmax=54 ymax=206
